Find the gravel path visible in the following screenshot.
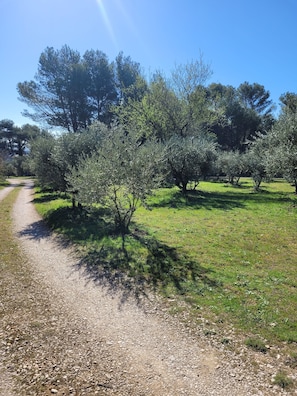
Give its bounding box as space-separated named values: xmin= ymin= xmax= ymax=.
xmin=1 ymin=180 xmax=291 ymax=395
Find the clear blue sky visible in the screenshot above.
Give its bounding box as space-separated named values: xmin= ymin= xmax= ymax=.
xmin=1 ymin=0 xmax=297 ymax=126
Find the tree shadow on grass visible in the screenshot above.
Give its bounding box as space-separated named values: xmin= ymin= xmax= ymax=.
xmin=75 ymin=227 xmax=221 ymax=306
xmin=20 ymin=203 xmax=220 ymax=307
xmin=33 ymin=192 xmax=67 ymax=203
xmin=151 ymin=189 xmax=245 ymax=211
xmin=150 ymin=187 xmax=295 ymax=210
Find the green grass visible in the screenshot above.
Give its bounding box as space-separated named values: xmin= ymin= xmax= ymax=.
xmin=0 ymin=179 xmax=9 ymax=188
xmin=33 ymin=179 xmax=297 ymax=349
xmin=0 ymin=187 xmax=22 ymax=263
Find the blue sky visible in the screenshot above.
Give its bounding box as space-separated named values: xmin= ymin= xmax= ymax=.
xmin=1 ymin=0 xmax=297 ymax=126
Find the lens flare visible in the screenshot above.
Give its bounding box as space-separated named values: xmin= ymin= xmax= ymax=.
xmin=96 ymin=0 xmax=118 ymax=49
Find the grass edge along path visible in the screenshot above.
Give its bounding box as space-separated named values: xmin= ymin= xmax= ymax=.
xmin=34 ymin=181 xmax=297 ymax=350
xmin=0 ymin=185 xmax=117 ymax=395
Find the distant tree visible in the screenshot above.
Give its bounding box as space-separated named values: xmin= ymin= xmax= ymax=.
xmin=207 ymin=85 xmax=248 ymax=151
xmin=0 ymin=153 xmax=6 ymax=181
xmin=216 ymin=150 xmax=245 ymax=184
xmin=166 ymin=134 xmax=217 ymax=194
xmin=30 ymin=124 xmax=103 ymax=191
xmin=244 ymin=135 xmax=268 ymax=191
xmin=263 ymin=106 xmax=297 ymax=193
xmin=238 ymin=81 xmax=275 ymax=132
xmin=237 ymin=82 xmax=274 ymax=115
xmin=0 ymin=119 xmax=15 ymax=153
xmin=279 ymin=92 xmax=297 ymax=114
xmin=0 ymin=120 xmax=42 ymax=175
xmin=206 ymin=82 xmax=275 ymax=152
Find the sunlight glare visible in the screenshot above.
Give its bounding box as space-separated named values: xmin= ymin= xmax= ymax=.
xmin=96 ymin=0 xmax=118 ymax=50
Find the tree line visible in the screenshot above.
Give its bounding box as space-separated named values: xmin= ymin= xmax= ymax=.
xmin=1 ymin=44 xmax=297 ymax=234
xmin=16 ymin=45 xmax=276 ymax=151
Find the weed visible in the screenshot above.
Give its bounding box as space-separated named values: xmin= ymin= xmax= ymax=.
xmin=245 ymin=338 xmax=267 ymax=353
xmin=273 ymin=371 xmax=294 ymax=389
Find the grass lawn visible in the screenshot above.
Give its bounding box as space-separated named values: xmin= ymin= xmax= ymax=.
xmin=34 ymin=179 xmax=297 ymax=349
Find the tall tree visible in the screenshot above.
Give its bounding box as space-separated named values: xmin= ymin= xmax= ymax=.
xmin=18 ymin=45 xmax=134 ymax=131
xmin=238 ymin=81 xmax=275 ymax=131
xmin=238 ymin=82 xmax=273 ymax=114
xmin=116 ymin=56 xmax=213 ymax=144
xmin=18 ymin=45 xmax=89 ymax=132
xmin=114 ymin=51 xmax=143 ymax=103
xmin=83 ymin=50 xmax=117 ymax=124
xmin=171 ymin=55 xmax=213 ymax=100
xmin=206 ymin=82 xmax=274 ymax=152
xmin=115 ymin=73 xmax=183 ymax=143
xmin=166 ymin=134 xmax=217 ymax=194
xmin=279 ymin=92 xmax=297 ymax=114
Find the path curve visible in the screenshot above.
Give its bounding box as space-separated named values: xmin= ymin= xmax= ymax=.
xmin=7 ymin=179 xmax=277 ymax=395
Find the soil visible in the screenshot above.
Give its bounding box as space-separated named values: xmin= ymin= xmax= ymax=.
xmin=0 ymin=179 xmax=295 ymax=395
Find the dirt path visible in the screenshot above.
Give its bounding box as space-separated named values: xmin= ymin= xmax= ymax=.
xmin=1 ymin=180 xmax=286 ymax=394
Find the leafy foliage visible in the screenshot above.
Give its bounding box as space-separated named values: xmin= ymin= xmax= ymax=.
xmin=262 ymin=105 xmax=297 ymax=193
xmin=68 ymin=124 xmax=167 ymax=235
xmin=30 ymin=123 xmax=103 ymax=191
xmin=0 ymin=119 xmax=43 ymax=176
xmin=216 ymin=150 xmax=245 ymax=184
xmin=166 ymin=134 xmax=217 ymax=193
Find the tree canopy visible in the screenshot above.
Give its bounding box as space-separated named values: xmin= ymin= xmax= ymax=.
xmin=17 ymin=45 xmax=143 ymax=132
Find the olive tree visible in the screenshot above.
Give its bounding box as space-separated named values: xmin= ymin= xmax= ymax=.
xmin=244 ymin=132 xmax=270 ymax=191
xmin=30 ymin=123 xmax=103 ymax=191
xmin=264 ymin=108 xmax=297 ymax=193
xmin=166 ymin=134 xmax=217 ymax=194
xmin=67 ymin=124 xmax=166 ymax=240
xmin=216 ymin=150 xmax=245 ymax=185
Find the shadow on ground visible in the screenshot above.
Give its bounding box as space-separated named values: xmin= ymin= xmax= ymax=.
xmin=74 ymin=227 xmax=220 ymax=305
xmin=150 ymin=187 xmax=295 ymax=210
xmin=19 ymin=187 xmax=228 ymax=305
xmin=18 ymin=205 xmax=219 ymax=306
